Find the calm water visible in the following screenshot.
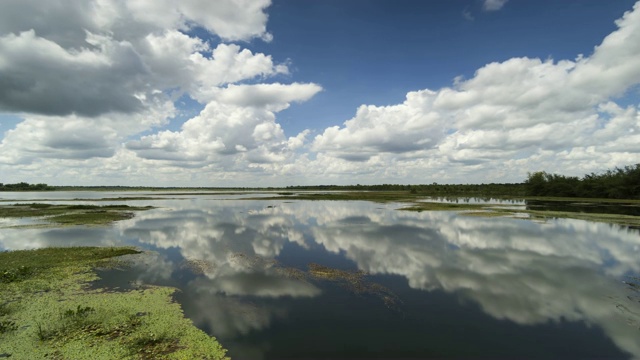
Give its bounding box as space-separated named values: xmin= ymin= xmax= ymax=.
xmin=2 ymin=192 xmax=640 ymax=358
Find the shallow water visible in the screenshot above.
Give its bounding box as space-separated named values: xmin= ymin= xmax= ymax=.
xmin=2 ymin=192 xmax=640 ymax=358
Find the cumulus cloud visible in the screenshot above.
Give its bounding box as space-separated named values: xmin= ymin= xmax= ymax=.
xmin=310 ymin=1 xmax=640 ymax=182
xmin=1 ymin=1 xmax=640 ymax=185
xmin=0 ymin=0 xmax=277 ymax=118
xmin=0 ymin=0 xmax=325 ymax=178
xmin=0 ymin=30 xmax=147 ymax=116
xmin=312 ymin=90 xmax=443 ymax=161
xmin=0 ymin=98 xmax=175 ymax=165
xmin=126 ymin=83 xmax=322 ymax=167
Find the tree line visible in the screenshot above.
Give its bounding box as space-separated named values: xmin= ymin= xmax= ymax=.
xmin=0 ymin=182 xmax=54 ymax=191
xmin=284 ymin=183 xmax=526 ymax=197
xmin=524 ymin=164 xmax=640 ymax=199
xmin=3 ymin=163 xmax=639 ymax=199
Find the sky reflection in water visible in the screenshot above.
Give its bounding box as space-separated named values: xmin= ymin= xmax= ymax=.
xmin=1 ymin=194 xmax=640 ymax=358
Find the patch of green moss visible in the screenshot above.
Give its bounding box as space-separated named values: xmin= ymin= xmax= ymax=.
xmin=0 ymin=247 xmax=228 ymax=360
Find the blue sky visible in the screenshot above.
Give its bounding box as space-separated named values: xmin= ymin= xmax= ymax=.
xmin=250 ymin=0 xmax=637 ymax=136
xmin=0 ymin=0 xmax=639 ymax=186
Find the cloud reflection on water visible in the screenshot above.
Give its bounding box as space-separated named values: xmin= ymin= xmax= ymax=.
xmin=1 ymin=198 xmax=640 ymax=357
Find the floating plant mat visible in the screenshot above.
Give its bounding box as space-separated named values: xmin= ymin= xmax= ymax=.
xmin=0 ymin=247 xmax=227 ymax=359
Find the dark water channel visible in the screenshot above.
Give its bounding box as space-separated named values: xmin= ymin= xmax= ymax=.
xmin=2 ymin=192 xmax=640 ymax=358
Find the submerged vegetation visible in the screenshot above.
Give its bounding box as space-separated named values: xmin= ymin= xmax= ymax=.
xmin=0 ymin=247 xmax=228 ymax=359
xmin=0 ymin=203 xmax=153 ymax=227
xmin=307 ymin=263 xmax=403 ymax=313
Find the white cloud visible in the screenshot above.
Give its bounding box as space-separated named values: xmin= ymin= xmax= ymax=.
xmin=309 ymin=2 xmax=640 ymax=182
xmin=0 ymin=0 xmax=277 ymax=117
xmin=126 ymin=83 xmax=322 ymax=167
xmin=0 ymin=0 xmax=322 ymax=181
xmin=1 ymin=1 xmax=640 ymax=185
xmin=0 ymin=30 xmax=147 ymax=116
xmin=0 ymin=97 xmax=175 ymax=165
xmin=177 ymin=0 xmax=273 ymax=42
xmin=312 ymin=90 xmax=444 ymax=161
xmin=483 ymin=0 xmax=509 ymax=11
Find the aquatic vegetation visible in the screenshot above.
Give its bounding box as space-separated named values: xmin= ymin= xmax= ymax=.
xmin=0 ymin=320 xmax=17 ymax=334
xmin=229 ymin=252 xmax=278 ymax=270
xmin=308 ymin=263 xmax=367 ymax=283
xmin=523 ymin=210 xmax=640 ymax=227
xmin=0 ymin=203 xmax=153 ymax=227
xmin=0 ymin=247 xmax=228 ymax=360
xmin=399 ymin=202 xmax=487 ymax=212
xmin=400 ymin=200 xmax=640 ymax=227
xmin=460 ymin=211 xmax=508 ymax=217
xmin=180 ymin=259 xmax=216 ymax=275
xmin=308 ymin=263 xmax=403 ymax=313
xmin=275 ymin=266 xmax=307 ymax=281
xmin=246 ymin=191 xmax=419 ymax=203
xmin=196 ymin=251 xmax=402 ymax=315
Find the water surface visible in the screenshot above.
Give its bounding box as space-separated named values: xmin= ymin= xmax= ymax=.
xmin=1 ymin=192 xmax=640 ymax=358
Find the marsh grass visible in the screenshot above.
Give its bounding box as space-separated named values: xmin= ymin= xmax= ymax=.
xmin=0 ymin=320 xmax=17 ymax=334
xmin=0 ymin=247 xmax=228 ymax=359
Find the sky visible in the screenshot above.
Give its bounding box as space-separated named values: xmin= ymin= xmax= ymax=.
xmin=0 ymin=0 xmax=639 ymax=187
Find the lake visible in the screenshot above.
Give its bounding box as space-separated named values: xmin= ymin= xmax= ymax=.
xmin=1 ymin=192 xmax=640 ymax=358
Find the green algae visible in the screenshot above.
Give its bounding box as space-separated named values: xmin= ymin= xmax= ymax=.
xmin=0 ymin=247 xmax=228 ymax=360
